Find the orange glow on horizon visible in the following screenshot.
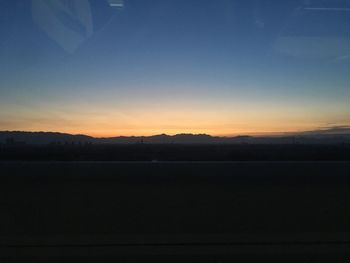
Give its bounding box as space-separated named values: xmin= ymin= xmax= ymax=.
xmin=1 ymin=100 xmax=349 ymax=138
xmin=6 ymin=125 xmax=327 ymax=138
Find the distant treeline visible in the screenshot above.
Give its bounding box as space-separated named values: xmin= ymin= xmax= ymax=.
xmin=0 ymin=144 xmax=350 ymax=161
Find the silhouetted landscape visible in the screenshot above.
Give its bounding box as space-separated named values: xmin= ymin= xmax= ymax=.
xmin=1 ymin=131 xmax=349 ymax=161
xmin=2 ymin=1 xmax=350 ymax=261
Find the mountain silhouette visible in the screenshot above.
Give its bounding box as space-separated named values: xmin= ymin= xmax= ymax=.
xmin=0 ymin=130 xmax=349 ymax=145
xmin=0 ymin=131 xmax=93 ymax=145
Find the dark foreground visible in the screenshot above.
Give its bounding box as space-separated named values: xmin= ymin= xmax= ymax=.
xmin=1 ymin=162 xmax=350 ymax=262
xmin=1 ymin=143 xmax=350 ymax=161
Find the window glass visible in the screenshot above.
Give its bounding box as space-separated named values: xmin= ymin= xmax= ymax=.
xmin=0 ymin=0 xmax=349 ymax=149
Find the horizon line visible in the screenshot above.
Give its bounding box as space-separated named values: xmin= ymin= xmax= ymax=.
xmin=1 ymin=128 xmax=349 ymax=139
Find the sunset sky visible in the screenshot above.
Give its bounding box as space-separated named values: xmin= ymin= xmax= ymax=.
xmin=0 ymin=0 xmax=349 ymax=137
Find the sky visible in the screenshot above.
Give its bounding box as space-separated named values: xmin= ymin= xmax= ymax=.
xmin=0 ymin=0 xmax=350 ymax=137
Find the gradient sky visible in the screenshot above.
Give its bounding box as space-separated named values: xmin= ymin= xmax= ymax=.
xmin=0 ymin=0 xmax=350 ymax=137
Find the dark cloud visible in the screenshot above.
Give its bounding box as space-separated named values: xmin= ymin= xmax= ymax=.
xmin=300 ymin=125 xmax=350 ymax=135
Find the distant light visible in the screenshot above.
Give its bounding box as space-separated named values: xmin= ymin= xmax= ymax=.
xmin=107 ymin=0 xmax=124 ymax=8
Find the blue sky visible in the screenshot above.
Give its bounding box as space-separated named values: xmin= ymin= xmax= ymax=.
xmin=0 ymin=0 xmax=349 ymax=136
